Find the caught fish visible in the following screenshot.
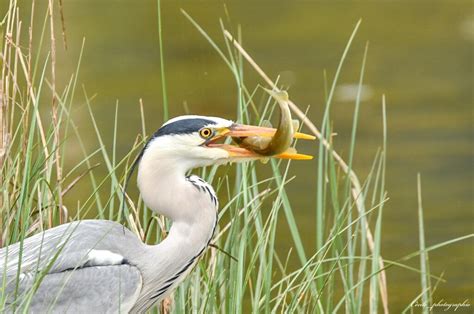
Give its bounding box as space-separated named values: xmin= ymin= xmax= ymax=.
xmin=236 ymin=89 xmax=298 ymax=156
xmin=239 ymin=120 xmax=273 ymax=151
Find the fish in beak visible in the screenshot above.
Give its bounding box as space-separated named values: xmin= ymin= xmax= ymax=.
xmin=206 ymin=123 xmax=315 ymax=160
xmin=209 ymin=89 xmax=315 ymax=160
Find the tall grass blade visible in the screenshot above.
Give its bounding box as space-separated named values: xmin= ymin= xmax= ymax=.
xmin=157 ymin=0 xmax=168 ymax=121
xmin=417 ymin=173 xmax=431 ymax=313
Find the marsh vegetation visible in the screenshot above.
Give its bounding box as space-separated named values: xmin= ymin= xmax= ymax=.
xmin=1 ymin=1 xmax=472 ymax=312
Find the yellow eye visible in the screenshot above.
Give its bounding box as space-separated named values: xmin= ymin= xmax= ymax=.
xmin=199 ymin=128 xmax=213 ymax=139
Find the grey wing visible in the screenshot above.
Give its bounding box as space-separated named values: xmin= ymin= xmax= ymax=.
xmin=1 ymin=220 xmax=146 ymax=312
xmin=1 ymin=221 xmax=138 ymax=275
xmin=4 ymin=264 xmax=142 ymax=313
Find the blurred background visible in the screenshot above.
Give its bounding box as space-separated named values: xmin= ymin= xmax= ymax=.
xmin=7 ymin=0 xmax=473 ymax=311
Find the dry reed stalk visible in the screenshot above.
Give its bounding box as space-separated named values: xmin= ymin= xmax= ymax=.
xmin=224 ymin=30 xmax=389 ymax=314
xmin=160 ymin=296 xmax=172 ymax=314
xmin=24 ymin=2 xmax=34 ymax=184
xmin=0 ymin=78 xmax=4 ymax=248
xmin=57 ymin=0 xmax=68 ymax=50
xmin=1 ymin=0 xmax=54 ymax=241
xmin=10 ymin=26 xmax=49 ymax=163
xmin=48 ymin=0 xmax=64 ymax=225
xmin=0 ymin=2 xmax=14 ymax=248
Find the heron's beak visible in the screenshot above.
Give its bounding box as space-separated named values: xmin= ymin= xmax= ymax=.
xmin=207 ymin=123 xmax=315 ymax=160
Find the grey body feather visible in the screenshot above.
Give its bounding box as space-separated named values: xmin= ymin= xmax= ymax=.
xmin=1 ymin=221 xmax=145 ymax=312
xmin=17 ymin=264 xmax=142 ymax=313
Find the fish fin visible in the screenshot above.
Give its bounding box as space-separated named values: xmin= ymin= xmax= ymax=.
xmin=263 ymin=87 xmax=289 ymax=101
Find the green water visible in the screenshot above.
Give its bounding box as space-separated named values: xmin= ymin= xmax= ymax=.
xmin=14 ymin=0 xmax=474 ymax=312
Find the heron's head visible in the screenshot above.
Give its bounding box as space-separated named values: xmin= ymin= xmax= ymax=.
xmin=140 ymin=115 xmax=312 ymax=171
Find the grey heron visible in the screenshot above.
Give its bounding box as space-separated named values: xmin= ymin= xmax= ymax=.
xmin=0 ymin=115 xmax=313 ymax=312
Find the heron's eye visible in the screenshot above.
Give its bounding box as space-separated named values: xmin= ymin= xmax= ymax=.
xmin=199 ymin=128 xmax=213 ymax=139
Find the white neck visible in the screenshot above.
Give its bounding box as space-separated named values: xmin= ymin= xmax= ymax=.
xmin=137 ymin=148 xmax=217 ymax=234
xmin=134 ymin=147 xmax=218 ymax=308
xmin=136 ymin=146 xmax=217 ymax=250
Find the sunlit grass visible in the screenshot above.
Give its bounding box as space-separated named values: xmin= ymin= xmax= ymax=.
xmin=1 ymin=1 xmax=473 ymax=313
